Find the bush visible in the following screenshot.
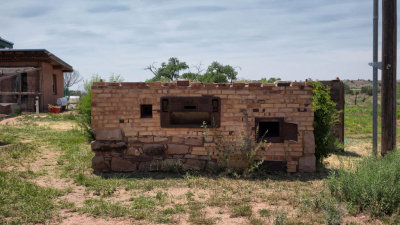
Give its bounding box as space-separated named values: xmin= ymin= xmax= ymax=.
xmin=312 ymin=81 xmax=341 ymax=163
xmin=327 ymin=150 xmax=400 ymax=216
xmin=77 ymin=74 xmax=124 ymax=141
xmin=361 ymin=85 xmax=373 ymax=96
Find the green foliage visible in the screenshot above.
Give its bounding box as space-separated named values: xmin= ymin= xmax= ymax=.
xmin=181 ymin=72 xmax=200 ymax=81
xmin=260 ymin=77 xmax=281 ymax=83
xmin=344 ymin=83 xmax=354 ymax=95
xmin=360 ymin=85 xmax=373 ymax=96
xmin=327 ymin=150 xmax=400 ymax=217
xmin=202 ymin=121 xmax=267 ymax=176
xmin=0 ymin=171 xmax=62 ymax=223
xmin=78 ymin=74 xmax=124 ymax=141
xmin=258 ymin=209 xmax=271 ymax=217
xmin=312 ymin=81 xmax=341 ymax=163
xmin=273 ymin=209 xmax=288 ymax=225
xmin=231 ymin=204 xmax=252 ymax=217
xmin=146 ymin=57 xmax=189 ymax=81
xmin=203 ymin=61 xmax=238 ymax=83
xmin=9 ymin=107 xmax=22 ymax=117
xmin=146 ymin=58 xmax=238 ymax=83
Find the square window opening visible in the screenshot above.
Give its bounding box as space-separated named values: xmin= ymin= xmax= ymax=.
xmin=257 ymin=121 xmax=281 ymax=143
xmin=141 ymin=105 xmax=153 ymax=118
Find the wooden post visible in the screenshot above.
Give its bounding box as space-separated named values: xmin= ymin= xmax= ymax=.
xmin=381 ymin=0 xmax=397 ymax=156
xmin=17 ymin=74 xmax=22 ymax=105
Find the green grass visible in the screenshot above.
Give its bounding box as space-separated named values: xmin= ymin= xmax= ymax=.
xmin=327 ymin=150 xmax=400 ymax=217
xmin=0 ymin=171 xmax=62 ymax=223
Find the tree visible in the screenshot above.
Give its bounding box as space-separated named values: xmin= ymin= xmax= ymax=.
xmin=203 ymin=61 xmax=238 ymax=83
xmin=64 ymin=71 xmax=83 ymax=88
xmin=260 ymin=77 xmax=281 ymax=83
xmin=146 ymin=57 xmax=189 ymax=81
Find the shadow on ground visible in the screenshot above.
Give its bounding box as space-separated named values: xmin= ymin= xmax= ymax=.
xmin=94 ymin=166 xmax=336 ymax=183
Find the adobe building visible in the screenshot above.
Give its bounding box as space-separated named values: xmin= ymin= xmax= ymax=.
xmin=0 ymin=49 xmax=73 ymax=114
xmin=90 ymin=81 xmax=316 ymax=173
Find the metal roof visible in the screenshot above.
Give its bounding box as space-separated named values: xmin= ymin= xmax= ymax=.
xmin=0 ymin=49 xmax=73 ymax=72
xmin=0 ymin=37 xmax=14 ymax=49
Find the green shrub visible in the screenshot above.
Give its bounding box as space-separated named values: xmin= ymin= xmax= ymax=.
xmin=327 ymin=150 xmax=400 ymax=216
xmin=77 ymin=90 xmax=94 ymax=140
xmin=77 ymin=74 xmax=124 ymax=141
xmin=312 ymin=81 xmax=341 ymax=163
xmin=361 ymin=85 xmax=373 ymax=96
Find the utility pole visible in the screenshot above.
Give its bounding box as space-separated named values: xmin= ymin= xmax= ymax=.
xmin=372 ymin=0 xmax=379 ymax=156
xmin=381 ymin=0 xmax=397 ymax=156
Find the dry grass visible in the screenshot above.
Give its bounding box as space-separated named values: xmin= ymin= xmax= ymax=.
xmin=0 ymin=113 xmax=387 ymax=224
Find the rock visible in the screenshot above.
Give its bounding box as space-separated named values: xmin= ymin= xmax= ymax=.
xmin=298 ymin=155 xmax=316 ymax=173
xmin=154 ymin=136 xmax=169 ymax=142
xmin=138 ymin=160 xmax=161 ymax=172
xmin=91 ymin=141 xmax=126 ymax=151
xmin=303 ymin=131 xmax=315 ymax=154
xmin=125 ymin=147 xmax=141 ymax=156
xmin=185 ymin=136 xmax=204 ymax=146
xmin=138 ymin=136 xmax=154 ymax=143
xmin=128 ymin=137 xmax=139 ymax=143
xmin=111 ymin=157 xmax=137 ymax=172
xmin=160 ymin=159 xmax=183 ymax=171
xmin=92 ymin=155 xmax=107 ymax=172
xmin=95 ymin=129 xmax=123 ymax=141
xmin=183 ymin=159 xmax=205 ymax=170
xmin=143 ymin=144 xmax=165 ymax=155
xmin=172 ymin=136 xmax=185 ymax=143
xmin=167 ymin=144 xmax=190 ymax=154
xmin=125 ymin=155 xmax=153 ymax=162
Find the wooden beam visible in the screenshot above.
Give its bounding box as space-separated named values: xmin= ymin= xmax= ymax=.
xmin=0 ymin=92 xmax=40 ymax=95
xmin=0 ymin=74 xmax=17 ymax=82
xmin=381 ymin=0 xmax=397 ymax=156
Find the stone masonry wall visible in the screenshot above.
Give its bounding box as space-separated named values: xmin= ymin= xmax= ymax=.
xmin=91 ymin=81 xmax=315 ymax=173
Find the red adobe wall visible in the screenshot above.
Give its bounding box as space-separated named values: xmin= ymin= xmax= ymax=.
xmin=41 ymin=62 xmax=64 ymax=112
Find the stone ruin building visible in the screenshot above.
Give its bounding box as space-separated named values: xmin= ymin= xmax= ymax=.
xmin=91 ymin=80 xmax=317 ymax=173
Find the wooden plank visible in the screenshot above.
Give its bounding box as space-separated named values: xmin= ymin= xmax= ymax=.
xmin=0 ymin=92 xmax=40 ymax=95
xmin=381 ymin=0 xmax=397 ymax=156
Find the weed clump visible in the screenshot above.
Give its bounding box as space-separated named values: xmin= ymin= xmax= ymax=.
xmin=327 ymin=150 xmax=400 ymax=217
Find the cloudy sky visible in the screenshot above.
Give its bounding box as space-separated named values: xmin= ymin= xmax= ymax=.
xmin=1 ymin=0 xmax=394 ymax=89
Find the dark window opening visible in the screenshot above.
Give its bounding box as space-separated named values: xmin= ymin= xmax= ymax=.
xmin=160 ymin=96 xmax=220 ymax=128
xmin=170 ymin=112 xmax=211 ymax=125
xmin=184 ymin=105 xmax=196 ymax=110
xmin=52 ymin=74 xmax=57 ymax=95
xmin=162 ymin=99 xmax=169 ymax=112
xmin=259 ymin=122 xmax=280 ymax=138
xmin=141 ymin=105 xmax=153 ymax=118
xmin=21 ymin=73 xmax=28 ymax=92
xmin=256 ymin=117 xmax=298 ymax=143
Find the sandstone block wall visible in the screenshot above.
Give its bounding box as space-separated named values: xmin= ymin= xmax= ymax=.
xmin=91 ymin=81 xmax=315 ymax=173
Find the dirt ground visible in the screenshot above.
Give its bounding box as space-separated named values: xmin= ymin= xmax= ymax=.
xmin=0 ymin=115 xmax=384 ymax=225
